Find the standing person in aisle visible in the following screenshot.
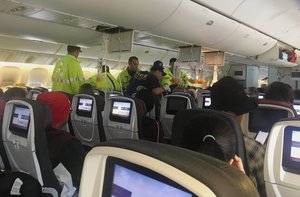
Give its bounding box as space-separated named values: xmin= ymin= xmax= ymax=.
xmin=117 ymin=56 xmax=140 ymax=91
xmin=52 ymin=45 xmax=85 ymax=95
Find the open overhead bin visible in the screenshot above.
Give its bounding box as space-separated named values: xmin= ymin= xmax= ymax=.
xmin=256 ymin=43 xmax=298 ymax=67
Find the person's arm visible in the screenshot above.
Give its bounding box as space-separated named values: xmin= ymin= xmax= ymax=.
xmin=152 ymin=87 xmax=165 ymax=95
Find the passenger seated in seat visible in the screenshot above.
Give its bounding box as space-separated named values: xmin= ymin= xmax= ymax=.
xmin=0 ymin=172 xmax=42 ymax=197
xmin=2 ymin=87 xmax=26 ymax=101
xmin=79 ymin=83 xmax=95 ymax=95
xmin=265 ymin=81 xmax=294 ymax=103
xmin=211 ymin=76 xmax=266 ymax=197
xmin=37 ymin=92 xmax=86 ymax=188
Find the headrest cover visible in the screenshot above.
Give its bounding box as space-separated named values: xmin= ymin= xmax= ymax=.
xmin=37 ymin=92 xmax=70 ymax=127
xmin=211 ymin=76 xmax=257 ymax=116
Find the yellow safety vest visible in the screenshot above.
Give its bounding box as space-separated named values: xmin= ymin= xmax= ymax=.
xmin=89 ymin=73 xmax=121 ymax=93
xmin=52 ymin=54 xmax=85 ymax=94
xmin=161 ymin=68 xmax=189 ymax=88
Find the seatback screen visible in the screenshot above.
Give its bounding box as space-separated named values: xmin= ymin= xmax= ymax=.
xmin=9 ymin=105 xmax=30 ymax=137
xmin=202 ymin=96 xmax=211 ymax=108
xmin=166 ymin=97 xmax=187 ymax=115
xmin=293 ymin=104 xmax=300 ymax=115
xmin=282 ymin=126 xmax=300 ymax=174
xmin=102 ymin=157 xmax=195 ymax=197
xmin=248 ymin=108 xmax=288 ymax=133
xmin=76 ymin=97 xmax=94 ymax=117
xmin=109 ymin=100 xmax=132 ymax=124
xmin=31 ymin=92 xmax=39 ymax=100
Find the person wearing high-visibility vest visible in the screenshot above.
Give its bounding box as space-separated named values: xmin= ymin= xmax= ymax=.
xmin=52 ymin=45 xmax=85 ymax=95
xmin=117 ymin=56 xmax=140 ymax=90
xmin=161 ymin=58 xmax=189 ymax=89
xmin=89 ymin=65 xmax=121 ymax=92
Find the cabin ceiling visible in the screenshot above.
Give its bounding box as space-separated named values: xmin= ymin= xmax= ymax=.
xmin=0 ymin=0 xmax=299 ymax=68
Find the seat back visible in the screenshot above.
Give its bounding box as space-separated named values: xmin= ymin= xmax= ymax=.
xmin=292 ymin=100 xmax=300 ymax=115
xmin=103 ymin=96 xmax=145 ymax=140
xmin=71 ymin=94 xmax=105 ymax=147
xmin=0 ymin=98 xmax=11 ymax=171
xmin=79 ymin=139 xmax=259 ymax=197
xmin=2 ymin=99 xmax=61 ymax=196
xmin=26 ymin=89 xmax=42 ymax=100
xmin=172 ymin=108 xmax=250 ymax=175
xmin=197 ymin=89 xmax=211 ymax=108
xmin=264 ymin=118 xmax=300 ymax=197
xmin=105 ymin=90 xmax=122 ymax=100
xmin=240 ymin=99 xmax=297 ymax=142
xmin=160 ymin=94 xmax=194 ymax=139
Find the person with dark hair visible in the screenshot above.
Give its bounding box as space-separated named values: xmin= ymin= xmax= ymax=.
xmin=79 ymin=83 xmax=95 ymax=95
xmin=117 ymin=56 xmax=140 ymax=90
xmin=37 ymin=92 xmax=86 ymax=189
xmin=52 ymin=45 xmax=85 ymax=95
xmin=125 ymin=60 xmax=167 ymax=97
xmin=2 ymin=87 xmax=26 ymax=101
xmin=265 ymin=81 xmax=294 ymax=103
xmin=89 ymin=65 xmax=121 ymax=92
xmin=199 ymin=135 xmax=245 ymax=173
xmin=210 ymin=76 xmax=266 ymax=197
xmin=161 ymin=58 xmax=189 ymax=89
xmin=0 ymin=172 xmax=42 ymax=197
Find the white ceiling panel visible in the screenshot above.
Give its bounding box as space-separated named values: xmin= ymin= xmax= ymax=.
xmin=151 ymin=0 xmax=239 ymax=46
xmin=13 ymin=0 xmax=183 ymax=31
xmin=191 ymin=0 xmax=244 ymax=15
xmin=211 ymin=24 xmax=277 ymax=56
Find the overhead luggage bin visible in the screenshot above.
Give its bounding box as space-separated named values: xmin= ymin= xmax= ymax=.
xmin=151 ymin=0 xmax=276 ymax=56
xmin=211 ymin=24 xmax=277 ymax=56
xmin=0 ymin=12 xmax=103 ymax=47
xmin=193 ymin=0 xmax=300 ymax=49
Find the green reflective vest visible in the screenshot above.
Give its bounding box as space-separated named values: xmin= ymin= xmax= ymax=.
xmin=117 ymin=68 xmax=140 ymax=90
xmin=161 ymin=68 xmax=189 ymax=88
xmin=89 ymin=73 xmax=121 ymax=93
xmin=52 ymin=54 xmax=85 ymax=94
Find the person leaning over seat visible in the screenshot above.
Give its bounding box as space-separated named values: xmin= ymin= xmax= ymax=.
xmin=117 ymin=56 xmax=140 ymax=90
xmin=125 ymin=60 xmax=168 ymax=97
xmin=161 ymin=58 xmax=189 ymax=89
xmin=89 ymin=65 xmax=121 ymax=93
xmin=52 ymin=45 xmax=85 ymax=95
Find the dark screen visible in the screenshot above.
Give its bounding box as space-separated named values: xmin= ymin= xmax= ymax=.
xmin=234 ymin=71 xmax=243 ymax=76
xmin=248 ymin=108 xmax=288 ymax=133
xmin=166 ymin=97 xmax=187 ymax=115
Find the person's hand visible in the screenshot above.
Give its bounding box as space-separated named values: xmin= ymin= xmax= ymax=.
xmin=228 ymin=155 xmax=245 ymax=174
xmin=163 ymin=85 xmax=171 ymax=92
xmin=171 ymin=77 xmax=182 ymax=84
